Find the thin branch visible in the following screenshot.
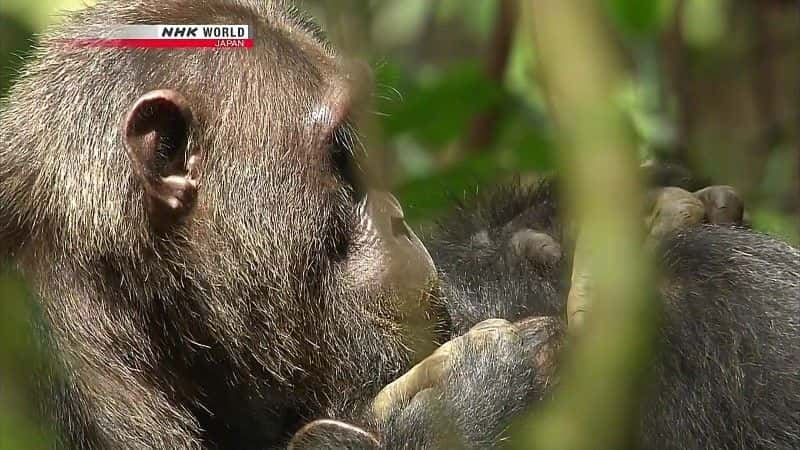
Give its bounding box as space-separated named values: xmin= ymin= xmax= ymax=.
xmin=512 ymin=1 xmax=656 ymax=448
xmin=464 ymin=0 xmax=518 ymax=152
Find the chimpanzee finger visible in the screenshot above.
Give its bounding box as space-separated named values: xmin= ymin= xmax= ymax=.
xmin=370 ymin=319 xmax=518 ymax=423
xmin=510 ymin=229 xmax=562 ymax=267
xmin=694 ymin=185 xmax=744 ymax=225
xmin=566 ymin=228 xmax=598 ymax=334
xmin=646 ymin=187 xmax=706 ymax=239
xmin=287 ymin=419 xmax=380 ymax=450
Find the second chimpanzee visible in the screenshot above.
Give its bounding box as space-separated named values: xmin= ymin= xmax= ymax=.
xmin=356 ymin=178 xmax=798 ymax=450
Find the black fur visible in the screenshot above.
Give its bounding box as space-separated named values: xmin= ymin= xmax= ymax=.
xmin=427 ymin=181 xmax=567 ymax=335
xmin=422 ymin=182 xmax=799 ymax=449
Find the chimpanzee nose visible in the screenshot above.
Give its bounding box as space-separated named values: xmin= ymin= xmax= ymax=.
xmin=361 ymin=190 xmax=436 ymax=301
xmin=365 ymin=191 xmax=410 ymax=241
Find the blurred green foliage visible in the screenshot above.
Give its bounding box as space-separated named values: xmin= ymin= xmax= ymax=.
xmin=605 ymin=0 xmax=671 ymax=37
xmin=379 ymin=63 xmax=505 ymax=146
xmin=0 ymin=272 xmax=53 ymax=450
xmin=2 ymin=0 xmax=797 ymax=236
xmin=307 ymin=0 xmax=798 ymax=236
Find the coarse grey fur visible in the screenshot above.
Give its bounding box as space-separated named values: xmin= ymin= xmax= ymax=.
xmin=0 ymin=1 xmax=438 ymax=448
xmin=424 ymin=183 xmax=799 ymax=449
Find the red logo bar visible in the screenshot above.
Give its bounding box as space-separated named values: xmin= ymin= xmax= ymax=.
xmin=67 ymin=39 xmax=254 ymax=49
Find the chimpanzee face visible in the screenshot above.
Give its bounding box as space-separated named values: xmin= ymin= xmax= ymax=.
xmin=118 ymin=2 xmax=437 ymax=371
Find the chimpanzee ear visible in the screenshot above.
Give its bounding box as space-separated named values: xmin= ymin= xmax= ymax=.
xmin=123 ymin=89 xmax=200 ymax=230
xmin=287 ymin=419 xmax=380 ymax=450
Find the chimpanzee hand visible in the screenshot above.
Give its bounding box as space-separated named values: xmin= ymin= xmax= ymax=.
xmin=287 ymin=317 xmax=563 ymax=450
xmin=645 ymin=185 xmax=744 ymax=239
xmin=568 ymin=184 xmax=746 ymax=330
xmin=287 ymin=419 xmax=380 ymax=450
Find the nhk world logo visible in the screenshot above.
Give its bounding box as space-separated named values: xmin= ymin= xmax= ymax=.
xmin=67 ymin=25 xmax=252 ymax=48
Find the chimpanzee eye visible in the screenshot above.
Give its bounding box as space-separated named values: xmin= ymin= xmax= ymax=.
xmin=330 ymin=123 xmax=366 ymax=202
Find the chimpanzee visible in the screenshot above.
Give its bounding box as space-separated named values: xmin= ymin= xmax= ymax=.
xmin=358 ymin=179 xmax=798 ymax=450
xmin=0 ymin=1 xmax=441 ymax=448
xmin=0 ymin=1 xmax=797 ymax=450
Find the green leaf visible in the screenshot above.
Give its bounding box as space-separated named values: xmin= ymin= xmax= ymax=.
xmin=751 ymin=209 xmax=800 ymax=245
xmin=508 ymin=132 xmax=556 ymax=172
xmin=683 ymin=0 xmax=727 ymax=48
xmin=604 ymin=0 xmax=673 ymax=38
xmin=398 ymin=152 xmax=501 ymax=223
xmin=379 ymin=63 xmax=507 ymax=147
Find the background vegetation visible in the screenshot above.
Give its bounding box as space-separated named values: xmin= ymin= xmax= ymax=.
xmin=1 ymin=0 xmax=798 ymax=449
xmin=2 ymin=0 xmax=797 ymax=233
xmin=316 ymin=0 xmax=799 ymax=241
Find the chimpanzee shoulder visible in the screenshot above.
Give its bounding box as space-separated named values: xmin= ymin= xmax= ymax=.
xmin=644 ymin=226 xmax=800 ymax=449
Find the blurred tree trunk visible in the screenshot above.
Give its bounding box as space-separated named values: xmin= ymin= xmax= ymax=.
xmin=752 ymin=0 xmax=780 ymax=156
xmin=512 ymin=1 xmax=656 ymax=448
xmin=661 ymin=0 xmax=692 ymax=165
xmin=464 ymin=0 xmax=517 ymax=152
